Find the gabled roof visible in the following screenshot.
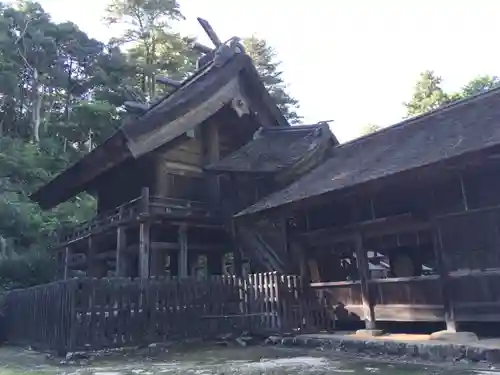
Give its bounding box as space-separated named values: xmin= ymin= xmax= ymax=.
xmin=237 ymin=86 xmax=500 ymax=216
xmin=31 ymin=49 xmax=289 ymax=210
xmin=205 ymin=122 xmax=337 ymax=173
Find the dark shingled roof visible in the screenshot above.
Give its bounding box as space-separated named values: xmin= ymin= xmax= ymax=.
xmin=237 ymin=86 xmax=500 ymax=216
xmin=205 ymin=123 xmax=336 ymax=173
xmin=31 ymin=51 xmax=288 ymax=210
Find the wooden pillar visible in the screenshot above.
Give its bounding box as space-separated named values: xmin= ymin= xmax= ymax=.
xmin=281 ymin=215 xmax=293 ymax=273
xmin=354 ymin=233 xmax=376 ymax=330
xmin=433 ymin=221 xmax=456 ymax=332
xmin=178 ymin=224 xmax=188 ymax=278
xmin=140 ymin=186 xmax=150 ymax=214
xmin=139 ymin=222 xmax=151 ymax=278
xmin=116 ymin=225 xmax=127 ymax=277
xmin=63 ymin=246 xmax=70 ymax=280
xmin=87 ymin=236 xmax=95 ymax=277
xmin=231 ymin=220 xmax=242 ymax=277
xmin=138 ymin=186 xmax=151 ymax=278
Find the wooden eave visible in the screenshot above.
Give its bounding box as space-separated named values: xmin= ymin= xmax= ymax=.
xmin=236 ymin=86 xmax=500 ymax=217
xmin=30 ymin=54 xmax=289 ymax=210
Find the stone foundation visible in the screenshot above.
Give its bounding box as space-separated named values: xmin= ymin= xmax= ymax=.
xmin=265 ymin=333 xmax=500 ymax=366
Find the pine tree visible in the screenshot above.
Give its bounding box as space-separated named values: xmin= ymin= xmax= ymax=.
xmin=105 ymin=0 xmax=197 ymax=101
xmin=404 ymin=70 xmax=449 ymax=117
xmin=243 ymin=36 xmax=301 ymax=124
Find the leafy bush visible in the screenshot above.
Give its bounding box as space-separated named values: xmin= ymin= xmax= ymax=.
xmin=0 ymin=252 xmax=57 ymax=290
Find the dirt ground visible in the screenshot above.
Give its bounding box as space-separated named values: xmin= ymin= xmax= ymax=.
xmin=0 ymin=344 xmax=491 ymax=375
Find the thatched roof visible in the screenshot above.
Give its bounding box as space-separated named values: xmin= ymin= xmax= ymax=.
xmin=205 ymin=123 xmax=336 ymax=173
xmin=31 ymin=50 xmax=288 ymax=209
xmin=237 ymin=86 xmax=500 ymax=216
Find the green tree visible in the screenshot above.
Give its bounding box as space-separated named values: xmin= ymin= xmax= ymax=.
xmin=404 ymin=70 xmax=449 ymax=117
xmin=361 ymin=124 xmax=382 ymax=136
xmin=243 ymin=36 xmax=300 ymax=124
xmin=105 ymin=0 xmax=197 ymax=101
xmin=460 ymin=75 xmax=500 ymax=97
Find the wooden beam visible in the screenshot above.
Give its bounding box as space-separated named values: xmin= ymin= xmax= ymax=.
xmin=300 ymin=214 xmax=430 ymax=246
xmin=139 ymin=221 xmax=151 ymax=278
xmin=354 ymin=233 xmax=376 ymax=330
xmin=178 ymin=224 xmax=189 ymax=278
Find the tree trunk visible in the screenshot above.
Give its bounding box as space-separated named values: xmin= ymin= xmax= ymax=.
xmin=31 ymin=70 xmax=43 ymax=143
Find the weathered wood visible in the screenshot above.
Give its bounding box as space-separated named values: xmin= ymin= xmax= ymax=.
xmin=459 ymin=173 xmax=469 ymax=211
xmin=140 ymin=186 xmax=150 ymax=214
xmin=301 ymin=213 xmax=430 ymax=246
xmin=205 ymin=121 xmax=221 ymax=204
xmin=116 ymin=222 xmax=126 ymax=276
xmin=4 ymin=273 xmax=334 ymax=353
xmin=87 ymin=236 xmax=96 ymax=277
xmin=178 ymin=224 xmax=188 ymax=278
xmin=63 ymin=247 xmax=70 ymax=280
xmin=432 ymin=222 xmax=457 ymax=332
xmin=354 ymin=233 xmax=376 ymax=330
xmin=139 ymin=221 xmax=151 ymax=278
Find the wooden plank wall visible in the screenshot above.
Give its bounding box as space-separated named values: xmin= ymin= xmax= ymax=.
xmin=310 ymin=276 xmax=444 ymax=323
xmin=2 ymin=273 xmax=334 ymax=354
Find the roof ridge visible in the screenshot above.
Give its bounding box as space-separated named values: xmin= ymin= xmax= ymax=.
xmin=262 ymin=123 xmax=326 ymax=133
xmin=336 ymin=85 xmax=500 ymax=150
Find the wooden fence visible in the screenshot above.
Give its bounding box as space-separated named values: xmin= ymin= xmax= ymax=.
xmin=3 ymin=273 xmax=332 ymax=354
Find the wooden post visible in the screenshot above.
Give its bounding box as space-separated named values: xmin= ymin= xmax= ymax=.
xmin=116 ymin=225 xmax=126 ymax=277
xmin=459 ymin=173 xmax=468 ymax=211
xmin=432 ymin=220 xmax=456 ymax=332
xmin=231 ymin=220 xmax=243 ymax=277
xmin=63 ymin=246 xmax=70 ymax=280
xmin=281 ymin=215 xmax=293 ymax=273
xmin=87 ymin=235 xmax=95 ymax=277
xmin=139 ymin=222 xmax=151 ymax=278
xmin=354 ymin=233 xmax=376 ymax=330
xmin=178 ymin=224 xmax=188 ymax=278
xmin=141 ymin=186 xmax=150 ymax=214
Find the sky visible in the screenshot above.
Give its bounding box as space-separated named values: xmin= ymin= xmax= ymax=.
xmin=30 ymin=0 xmax=500 ymax=142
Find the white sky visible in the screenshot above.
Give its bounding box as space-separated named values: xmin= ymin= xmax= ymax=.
xmin=30 ymin=0 xmax=500 ymax=141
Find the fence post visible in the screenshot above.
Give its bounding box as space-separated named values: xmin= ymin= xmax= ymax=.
xmin=67 ymin=279 xmax=78 ymax=354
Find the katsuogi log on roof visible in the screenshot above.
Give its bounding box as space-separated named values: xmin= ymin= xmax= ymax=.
xmin=205 ymin=122 xmax=337 ymax=173
xmin=30 ymin=21 xmax=289 ymax=210
xmin=237 ymin=86 xmax=500 ymax=216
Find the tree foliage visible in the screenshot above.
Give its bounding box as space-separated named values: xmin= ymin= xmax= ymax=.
xmin=243 ymin=36 xmax=301 ymax=123
xmin=360 ymin=124 xmax=382 ymax=136
xmin=0 ymin=0 xmax=301 ymax=287
xmin=405 ymin=71 xmax=500 ymax=117
xmin=404 ymin=70 xmax=450 ymax=117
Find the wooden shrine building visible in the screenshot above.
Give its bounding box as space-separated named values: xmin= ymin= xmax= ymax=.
xmin=31 ymin=18 xmax=500 ymax=331
xmin=30 ymin=20 xmax=335 ymax=280
xmin=237 ymin=86 xmax=500 ymax=331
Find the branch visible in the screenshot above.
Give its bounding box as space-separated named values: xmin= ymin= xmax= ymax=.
xmin=15 ymin=17 xmax=34 ymax=73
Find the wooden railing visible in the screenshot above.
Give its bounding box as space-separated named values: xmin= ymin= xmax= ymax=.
xmin=310 ymin=275 xmax=444 ymax=322
xmin=58 ymin=189 xmax=218 ymax=246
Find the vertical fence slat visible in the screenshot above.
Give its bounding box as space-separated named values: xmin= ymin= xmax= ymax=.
xmin=2 ymin=271 xmax=331 ymax=353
